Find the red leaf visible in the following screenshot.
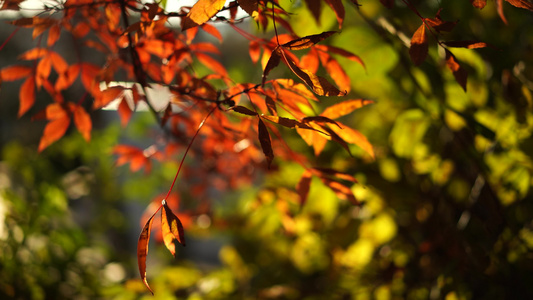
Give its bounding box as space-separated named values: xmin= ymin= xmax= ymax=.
xmin=324 ymin=0 xmax=345 ymax=28
xmin=497 ymin=0 xmax=508 ymax=24
xmin=258 ymin=119 xmax=274 ymax=168
xmin=249 ymin=40 xmax=261 ymax=63
xmin=296 ymin=170 xmax=312 ymax=206
xmin=262 ymin=48 xmax=281 ymax=86
xmin=137 ymin=209 xmax=158 ymax=295
xmin=281 ymin=31 xmax=336 ymax=50
xmin=38 ymin=116 xmax=71 ymax=152
xmin=470 ymin=0 xmax=487 ymax=9
xmin=201 ymin=23 xmax=223 ymax=43
xmin=303 ymin=0 xmax=322 ymax=25
xmin=72 ymin=105 xmax=91 ymax=142
xmin=321 ymin=99 xmax=374 ymax=119
xmin=181 ymin=0 xmax=226 ymax=30
xmin=409 ymin=24 xmax=428 ymax=65
xmin=424 ymin=9 xmax=458 ymax=32
xmin=0 ymin=65 xmax=32 ymax=81
xmin=55 ymin=64 xmax=80 ymax=91
xmin=195 ymin=52 xmax=227 ymax=76
xmin=18 ymin=48 xmax=48 ymax=60
xmin=445 ymin=49 xmax=468 ymax=91
xmin=318 ymin=51 xmax=351 ymax=93
xmin=94 ymin=86 xmax=124 ymax=109
xmin=18 ymin=77 xmax=35 ymax=117
xmin=238 ymin=0 xmax=258 ymax=16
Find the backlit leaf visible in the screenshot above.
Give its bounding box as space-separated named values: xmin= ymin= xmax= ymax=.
xmin=318 ymin=51 xmax=351 ymax=92
xmin=443 ymin=41 xmax=489 ymax=49
xmin=181 ymin=0 xmax=226 ymax=30
xmin=262 ymin=48 xmax=281 ymax=86
xmin=161 ymin=203 xmax=186 ymax=257
xmin=72 ymin=105 xmax=91 ymax=142
xmin=38 ymin=116 xmax=71 ymax=152
xmin=445 ymin=49 xmax=467 ymax=91
xmin=232 ymin=105 xmax=258 ymax=116
xmin=328 ymin=123 xmax=375 ymax=158
xmin=324 ymin=0 xmax=345 ymax=28
xmin=137 ymin=209 xmax=158 ymax=295
xmin=258 ymin=119 xmax=274 ymax=168
xmin=47 ymin=24 xmax=61 ymax=46
xmin=424 ymin=9 xmax=458 ymax=32
xmin=320 ymin=177 xmax=358 ymax=204
xmin=282 ymin=31 xmax=336 ymax=50
xmin=117 ymin=97 xmax=132 ymax=127
xmin=497 ymin=0 xmax=508 ymax=24
xmin=320 ymin=45 xmax=365 ymax=69
xmin=321 ymin=99 xmax=374 ymax=119
xmin=18 ymin=76 xmax=35 ymax=117
xmin=303 ymin=0 xmax=322 ymax=25
xmin=409 ymin=24 xmax=428 ymax=65
xmin=0 ymin=65 xmax=32 ymax=81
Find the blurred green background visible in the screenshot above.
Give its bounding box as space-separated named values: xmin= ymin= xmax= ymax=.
xmin=1 ymin=0 xmax=533 ymax=299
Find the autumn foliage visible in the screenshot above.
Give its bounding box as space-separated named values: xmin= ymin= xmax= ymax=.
xmin=1 ymin=0 xmax=533 ymax=296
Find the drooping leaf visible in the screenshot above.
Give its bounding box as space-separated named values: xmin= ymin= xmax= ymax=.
xmin=281 ymin=31 xmax=336 ymax=50
xmin=317 ymin=51 xmax=351 ymax=92
xmin=320 ymin=177 xmax=358 ymax=205
xmin=303 ymin=0 xmax=322 ymax=25
xmin=258 ymin=119 xmax=274 ymax=168
xmin=505 ymin=0 xmax=533 ymax=10
xmin=321 ymin=99 xmax=374 ymax=119
xmin=118 ymin=97 xmax=133 ymax=127
xmin=470 ymin=0 xmax=487 ymax=9
xmin=195 ymin=52 xmax=228 ymax=76
xmin=47 ymin=24 xmax=61 ymax=47
xmin=161 ymin=203 xmax=186 ymax=257
xmin=424 ymin=9 xmax=458 ymax=32
xmin=181 ymin=0 xmax=226 ymax=30
xmin=18 ymin=76 xmax=35 ymax=117
xmin=328 ymin=122 xmax=375 ymax=158
xmin=324 ymin=0 xmax=345 ymax=28
xmin=72 ymin=105 xmax=91 ymax=142
xmin=0 ymin=65 xmax=32 ymax=81
xmin=320 ymin=45 xmax=365 ymax=69
xmin=296 ymin=170 xmax=312 ymax=206
xmin=95 ymin=86 xmax=124 ymax=109
xmin=239 ymin=0 xmax=258 ymax=16
xmin=497 ymin=0 xmax=508 ymax=24
xmin=443 ymin=41 xmax=489 ymax=49
xmin=249 ymin=40 xmax=261 ymax=63
xmin=409 ymin=23 xmax=428 ymax=65
xmin=137 ymin=209 xmax=158 ymax=295
xmin=38 ymin=116 xmax=71 ymax=152
xmin=445 ymin=49 xmax=468 ymax=91
xmin=282 ymin=53 xmax=346 ymax=96
xmin=262 ymin=48 xmax=281 ymax=86
xmin=201 ymin=23 xmax=222 ymax=42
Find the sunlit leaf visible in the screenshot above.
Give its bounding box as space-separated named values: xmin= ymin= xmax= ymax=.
xmin=47 ymin=24 xmax=61 ymax=46
xmin=424 ymin=9 xmax=458 ymax=32
xmin=328 ymin=122 xmax=374 ymax=158
xmin=296 ymin=170 xmax=312 ymax=206
xmin=303 ymin=0 xmax=322 ymax=25
xmin=38 ymin=116 xmax=71 ymax=152
xmin=470 ymin=0 xmax=487 ymax=9
xmin=409 ymin=24 xmax=428 ymax=65
xmin=262 ymin=48 xmax=281 ymax=86
xmin=321 ymin=99 xmax=374 ymax=119
xmin=161 ymin=203 xmax=186 ymax=257
xmin=118 ymin=97 xmax=132 ymax=127
xmin=324 ymin=0 xmax=345 ymax=28
xmin=505 ymin=0 xmax=533 ymax=10
xmin=0 ymin=65 xmax=32 ymax=81
xmin=181 ymin=0 xmax=226 ymax=30
xmin=18 ymin=76 xmax=35 ymax=117
xmin=497 ymin=0 xmax=508 ymax=24
xmin=72 ymin=105 xmax=91 ymax=142
xmin=320 ymin=177 xmax=358 ymax=204
xmin=443 ymin=41 xmax=489 ymax=49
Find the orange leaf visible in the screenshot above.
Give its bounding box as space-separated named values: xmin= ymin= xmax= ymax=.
xmin=47 ymin=24 xmax=61 ymax=47
xmin=0 ymin=65 xmax=32 ymax=81
xmin=320 ymin=45 xmax=365 ymax=69
xmin=425 ymin=9 xmax=458 ymax=32
xmin=443 ymin=41 xmax=489 ymax=49
xmin=409 ymin=24 xmax=428 ymax=66
xmin=201 ymin=23 xmax=222 ymax=43
xmin=296 ymin=170 xmax=312 ymax=206
xmin=328 ymin=122 xmax=374 ymax=158
xmin=18 ymin=77 xmax=35 ymax=117
xmin=55 ymin=64 xmax=80 ymax=91
xmin=318 ymin=51 xmax=351 ymax=93
xmin=470 ymin=0 xmax=487 ymax=8
xmin=137 ymin=209 xmax=158 ymax=295
xmin=249 ymin=40 xmax=261 ymax=63
xmin=72 ymin=105 xmax=91 ymax=142
xmin=181 ymin=0 xmax=226 ymax=30
xmin=281 ymin=31 xmax=336 ymax=50
xmin=282 ymin=52 xmax=346 ymax=96
xmin=161 ymin=203 xmax=186 ymax=257
xmin=49 ymin=51 xmax=68 ymax=74
xmin=262 ymin=48 xmax=281 ymax=86
xmin=18 ymin=48 xmax=48 ymax=60
xmin=497 ymin=0 xmax=508 ymax=24
xmin=296 ymin=125 xmax=328 ymax=155
xmin=301 ymin=48 xmax=320 ymax=74
xmin=320 ymin=178 xmax=358 ymax=205
xmin=38 ymin=116 xmax=70 ymax=152
xmin=321 ymin=99 xmax=374 ymax=119
xmin=262 ymin=115 xmax=312 ymax=130
xmin=195 ymin=52 xmax=227 ymax=76
xmin=258 ymin=119 xmax=274 ymax=168
xmin=445 ymin=49 xmax=467 ymax=91
xmin=94 ymin=86 xmax=124 ymax=109
xmin=117 ymin=97 xmax=132 ymax=127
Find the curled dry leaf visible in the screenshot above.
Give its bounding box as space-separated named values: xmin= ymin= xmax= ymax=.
xmin=137 ymin=208 xmax=159 ymax=295
xmin=161 ymin=203 xmax=186 ymax=256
